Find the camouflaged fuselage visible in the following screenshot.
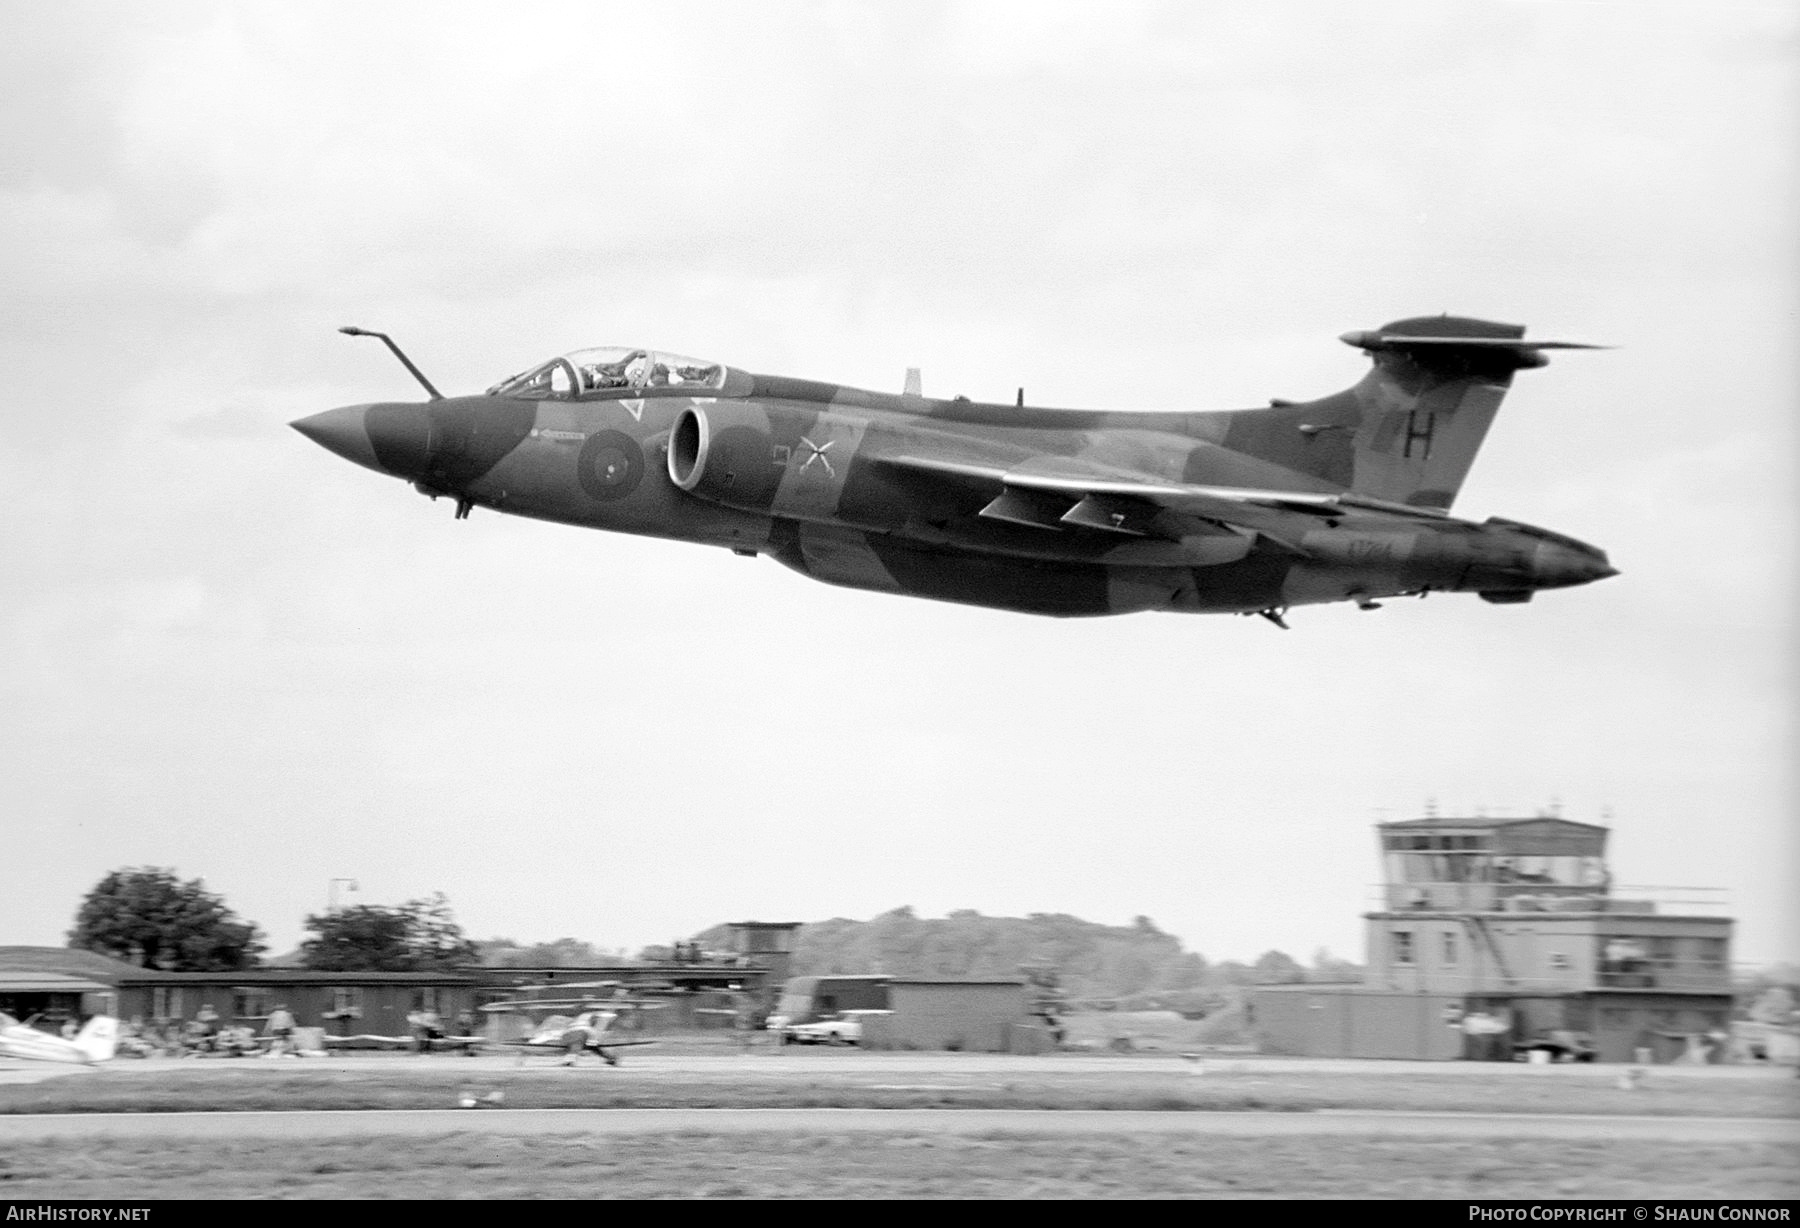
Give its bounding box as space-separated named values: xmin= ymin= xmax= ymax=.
xmin=294 ymin=318 xmax=1616 ymax=619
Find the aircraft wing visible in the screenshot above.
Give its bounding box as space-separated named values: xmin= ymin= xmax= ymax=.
xmin=502 ymin=1037 xmax=657 ymax=1049
xmin=322 ymin=1033 xmax=486 ymax=1047
xmin=323 ymin=1034 xmax=418 ymax=1047
xmin=874 ymin=453 xmax=1448 ymax=554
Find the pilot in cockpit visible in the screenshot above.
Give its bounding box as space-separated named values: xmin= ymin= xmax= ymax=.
xmin=583 ymin=350 xmax=647 ymax=390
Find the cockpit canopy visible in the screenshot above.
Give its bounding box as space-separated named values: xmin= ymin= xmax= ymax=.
xmin=487 ymin=348 xmax=727 ymax=400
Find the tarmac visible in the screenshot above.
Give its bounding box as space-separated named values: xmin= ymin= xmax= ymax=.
xmin=3 ymin=1050 xmax=1795 ymax=1142
xmin=7 ymin=1044 xmax=1792 ymax=1073
xmin=4 ymin=1048 xmax=1793 ymax=1084
xmin=2 ymin=1107 xmax=1796 ymax=1143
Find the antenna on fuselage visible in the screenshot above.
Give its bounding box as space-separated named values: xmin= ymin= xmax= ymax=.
xmin=339 ymin=326 xmax=444 ymax=400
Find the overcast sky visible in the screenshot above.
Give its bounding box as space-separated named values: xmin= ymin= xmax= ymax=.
xmin=3 ymin=1 xmax=1794 ymax=969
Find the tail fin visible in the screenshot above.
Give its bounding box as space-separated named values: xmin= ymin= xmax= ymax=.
xmin=1225 ymin=316 xmax=1600 ymax=511
xmin=72 ymin=1016 xmax=118 ymax=1063
xmin=1339 ymin=316 xmax=1596 ymax=510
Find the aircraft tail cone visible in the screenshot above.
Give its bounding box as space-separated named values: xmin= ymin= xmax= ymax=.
xmin=1530 ymin=542 xmax=1621 ymax=590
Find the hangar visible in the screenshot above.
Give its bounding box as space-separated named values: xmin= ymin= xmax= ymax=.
xmin=0 ymin=947 xmax=140 ymax=1026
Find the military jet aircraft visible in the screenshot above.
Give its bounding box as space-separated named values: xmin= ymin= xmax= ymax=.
xmin=0 ymin=1013 xmax=118 ymax=1065
xmin=293 ymin=317 xmax=1616 ymax=624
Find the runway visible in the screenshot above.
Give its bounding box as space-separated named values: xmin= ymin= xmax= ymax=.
xmin=4 ymin=1050 xmax=1788 ymax=1080
xmin=3 ymin=1107 xmax=1795 ymax=1142
xmin=4 ymin=1051 xmax=1794 ymax=1150
xmin=0 ymin=1063 xmax=95 ymax=1086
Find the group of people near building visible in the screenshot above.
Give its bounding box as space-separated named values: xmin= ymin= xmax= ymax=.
xmin=118 ymin=1002 xmax=306 ymax=1058
xmin=406 ymin=1008 xmax=481 ymax=1053
xmin=111 ymin=1003 xmax=482 ymax=1057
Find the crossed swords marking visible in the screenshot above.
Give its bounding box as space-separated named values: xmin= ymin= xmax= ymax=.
xmin=797 ymin=436 xmax=836 ymax=477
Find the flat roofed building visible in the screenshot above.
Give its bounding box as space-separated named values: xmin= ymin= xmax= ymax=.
xmin=1255 ymin=814 xmax=1734 ymax=1063
xmin=110 ymin=969 xmax=484 ymax=1037
xmin=873 ymin=981 xmax=1037 ymax=1054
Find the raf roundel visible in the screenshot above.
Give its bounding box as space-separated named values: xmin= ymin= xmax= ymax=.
xmin=576 ymin=430 xmax=645 ymax=502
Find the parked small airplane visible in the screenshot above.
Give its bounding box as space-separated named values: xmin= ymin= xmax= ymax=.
xmin=295 ymin=316 xmax=1616 ymax=624
xmin=0 ymin=1013 xmax=119 ymax=1065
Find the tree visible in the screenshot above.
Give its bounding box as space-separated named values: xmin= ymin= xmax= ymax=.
xmin=300 ymin=892 xmax=478 ymax=971
xmin=783 ymin=908 xmax=1216 ymax=1000
xmin=479 ymin=937 xmax=611 ymax=967
xmin=1310 ymin=946 xmax=1364 ymax=984
xmin=1252 ymin=949 xmax=1308 ymax=984
xmin=402 ymin=893 xmax=481 ymax=969
xmin=1748 ymin=986 xmax=1797 ymax=1025
xmin=299 ymin=905 xmax=412 ymax=970
xmin=68 ymin=867 xmax=265 ymax=971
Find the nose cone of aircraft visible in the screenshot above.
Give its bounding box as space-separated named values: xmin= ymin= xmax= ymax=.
xmin=291 ymin=402 xmax=431 ymax=479
xmin=291 ymin=405 xmax=378 ymax=470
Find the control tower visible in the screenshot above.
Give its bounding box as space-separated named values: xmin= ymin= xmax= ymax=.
xmin=1255 ymin=813 xmax=1733 ymax=1062
xmin=725 ymin=921 xmax=800 ymax=1010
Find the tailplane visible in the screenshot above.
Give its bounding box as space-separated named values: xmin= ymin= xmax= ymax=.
xmin=72 ymin=1016 xmax=118 ymax=1063
xmin=1335 ymin=316 xmax=1599 ymax=510
xmin=1219 ymin=316 xmax=1601 ymax=511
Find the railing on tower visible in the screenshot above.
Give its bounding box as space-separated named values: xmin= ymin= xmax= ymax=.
xmin=1373 ymin=882 xmax=1731 ymax=916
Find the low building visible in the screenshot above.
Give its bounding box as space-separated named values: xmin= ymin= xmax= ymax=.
xmin=1253 ymin=814 xmax=1736 ymax=1063
xmin=479 ymin=921 xmax=803 ymax=1032
xmin=1255 ymin=988 xmax=1469 ymax=1060
xmin=1 ymin=920 xmax=804 ymax=1042
xmin=0 ymin=947 xmax=144 ymax=1026
xmin=112 ymin=969 xmax=484 ymax=1038
xmin=863 ymin=980 xmax=1036 ymax=1053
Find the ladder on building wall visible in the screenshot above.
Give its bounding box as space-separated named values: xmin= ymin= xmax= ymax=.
xmin=1461 ymin=915 xmax=1518 ymax=987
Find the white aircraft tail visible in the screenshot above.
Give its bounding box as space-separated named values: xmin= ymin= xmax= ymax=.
xmin=72 ymin=1016 xmax=119 ymax=1063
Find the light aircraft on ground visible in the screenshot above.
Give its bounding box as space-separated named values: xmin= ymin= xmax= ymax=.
xmin=295 ymin=317 xmax=1616 ymax=624
xmin=481 ymin=982 xmax=665 ymax=1066
xmin=0 ymin=1013 xmax=118 ymax=1065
